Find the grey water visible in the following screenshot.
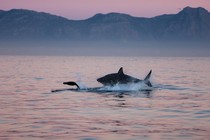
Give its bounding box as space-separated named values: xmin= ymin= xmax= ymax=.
xmin=0 ymin=55 xmax=210 ymax=140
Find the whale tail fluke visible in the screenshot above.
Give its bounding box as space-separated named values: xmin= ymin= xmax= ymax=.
xmin=144 ymin=70 xmax=152 ymax=87
xmin=63 ymin=81 xmax=80 ymax=89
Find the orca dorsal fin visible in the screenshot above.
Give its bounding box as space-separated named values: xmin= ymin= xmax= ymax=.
xmin=144 ymin=70 xmax=152 ymax=87
xmin=63 ymin=81 xmax=80 ymax=89
xmin=118 ymin=67 xmax=124 ymax=75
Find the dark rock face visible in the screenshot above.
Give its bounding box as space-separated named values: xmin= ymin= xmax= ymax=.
xmin=160 ymin=7 xmax=210 ymax=40
xmin=0 ymin=7 xmax=209 ymax=41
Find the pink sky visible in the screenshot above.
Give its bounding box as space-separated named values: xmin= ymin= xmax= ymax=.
xmin=0 ymin=0 xmax=209 ymax=19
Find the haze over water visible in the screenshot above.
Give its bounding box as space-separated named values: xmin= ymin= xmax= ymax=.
xmin=0 ymin=55 xmax=210 ymax=140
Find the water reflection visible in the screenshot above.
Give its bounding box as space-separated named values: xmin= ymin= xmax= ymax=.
xmin=51 ymin=87 xmax=154 ymax=99
xmin=111 ymin=90 xmax=153 ymax=98
xmin=0 ymin=56 xmax=210 ymax=140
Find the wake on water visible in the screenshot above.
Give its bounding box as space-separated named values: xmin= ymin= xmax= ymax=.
xmin=51 ymin=71 xmax=188 ymax=94
xmin=89 ymin=82 xmax=153 ymax=92
xmin=52 ymin=81 xmax=154 ymax=94
xmin=51 ymin=81 xmax=190 ymax=96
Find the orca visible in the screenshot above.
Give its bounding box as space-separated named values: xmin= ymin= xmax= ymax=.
xmin=97 ymin=67 xmax=152 ymax=87
xmin=63 ymin=67 xmax=152 ymax=89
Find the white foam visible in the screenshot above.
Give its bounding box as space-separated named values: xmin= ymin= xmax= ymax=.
xmin=98 ymin=82 xmax=152 ymax=91
xmin=77 ymin=82 xmax=87 ymax=90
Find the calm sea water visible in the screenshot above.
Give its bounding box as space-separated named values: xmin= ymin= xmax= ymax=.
xmin=0 ymin=56 xmax=210 ymax=140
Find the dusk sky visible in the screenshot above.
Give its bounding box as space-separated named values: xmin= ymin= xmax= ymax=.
xmin=0 ymin=0 xmax=209 ymax=19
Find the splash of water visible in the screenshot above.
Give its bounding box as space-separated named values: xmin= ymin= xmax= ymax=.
xmin=99 ymin=82 xmax=152 ymax=91
xmin=74 ymin=73 xmax=88 ymax=89
xmin=77 ymin=82 xmax=88 ymax=89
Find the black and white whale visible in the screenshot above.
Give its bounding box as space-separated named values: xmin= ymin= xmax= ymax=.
xmin=97 ymin=67 xmax=152 ymax=87
xmin=63 ymin=67 xmax=152 ymax=90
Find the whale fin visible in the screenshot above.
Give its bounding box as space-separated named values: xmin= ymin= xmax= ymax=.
xmin=63 ymin=81 xmax=80 ymax=89
xmin=118 ymin=67 xmax=124 ymax=75
xmin=144 ymin=70 xmax=152 ymax=87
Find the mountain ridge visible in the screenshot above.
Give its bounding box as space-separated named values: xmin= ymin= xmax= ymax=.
xmin=0 ymin=7 xmax=210 ymax=41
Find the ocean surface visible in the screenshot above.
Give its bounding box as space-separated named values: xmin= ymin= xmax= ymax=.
xmin=0 ymin=56 xmax=210 ymax=140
